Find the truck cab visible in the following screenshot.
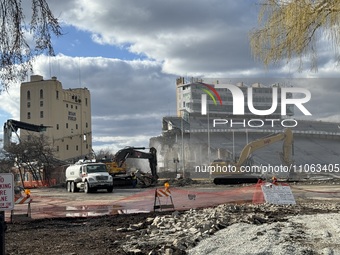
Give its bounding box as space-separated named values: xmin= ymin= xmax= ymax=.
xmin=65 ymin=161 xmax=114 ymax=193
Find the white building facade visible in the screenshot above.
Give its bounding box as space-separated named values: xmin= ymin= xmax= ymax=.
xmin=176 ymin=77 xmax=294 ymax=120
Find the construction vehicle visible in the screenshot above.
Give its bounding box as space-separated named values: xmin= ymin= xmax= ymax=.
xmin=98 ymin=157 xmax=127 ymax=176
xmin=99 ymin=147 xmax=158 ymax=187
xmin=212 ymin=128 xmax=293 ymax=184
xmin=65 ymin=160 xmax=114 ymax=193
xmin=3 ymin=119 xmax=49 ymax=150
xmin=3 ymin=119 xmax=50 ymax=187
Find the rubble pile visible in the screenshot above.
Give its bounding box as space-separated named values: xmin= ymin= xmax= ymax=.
xmin=117 ymin=202 xmax=340 ymax=255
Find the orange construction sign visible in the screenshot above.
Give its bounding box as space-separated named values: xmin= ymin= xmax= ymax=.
xmin=11 ymin=187 xmax=32 ymax=221
xmin=14 ymin=195 xmax=32 ymax=204
xmin=154 ymin=187 xmax=175 ymax=212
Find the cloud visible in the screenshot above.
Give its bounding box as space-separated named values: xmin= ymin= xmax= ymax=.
xmin=0 ymin=54 xmax=176 ymax=152
xmin=48 ymin=0 xmax=260 ymax=75
xmin=1 ymin=0 xmax=340 ymax=155
xmin=0 ymin=83 xmax=21 ymax=120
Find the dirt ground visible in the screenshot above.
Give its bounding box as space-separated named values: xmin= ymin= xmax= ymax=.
xmin=4 ymin=200 xmax=340 ymax=255
xmin=5 ymin=212 xmax=168 ymax=255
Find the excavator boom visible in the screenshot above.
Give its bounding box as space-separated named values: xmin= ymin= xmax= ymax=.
xmin=213 ymin=128 xmax=294 ymax=185
xmin=3 ymin=119 xmax=49 ymax=150
xmin=236 ymin=128 xmax=293 ymax=167
xmin=102 ymin=147 xmax=158 ymax=187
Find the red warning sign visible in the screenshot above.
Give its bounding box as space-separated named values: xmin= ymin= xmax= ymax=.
xmin=0 ymin=173 xmax=14 ymax=211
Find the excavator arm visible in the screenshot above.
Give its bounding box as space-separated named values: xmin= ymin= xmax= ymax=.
xmin=3 ymin=119 xmax=50 ymax=187
xmin=3 ymin=119 xmax=49 ymax=150
xmin=213 ymin=128 xmax=294 ymax=185
xmin=114 ymin=147 xmax=158 ymax=181
xmin=281 ymin=129 xmax=294 ymax=165
xmin=236 ymin=128 xmax=293 ymax=167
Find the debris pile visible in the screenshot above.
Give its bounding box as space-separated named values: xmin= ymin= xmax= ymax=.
xmin=117 ymin=202 xmax=340 ymax=254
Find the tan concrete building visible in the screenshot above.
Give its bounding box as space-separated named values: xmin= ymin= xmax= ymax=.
xmin=20 ymin=75 xmax=92 ymax=161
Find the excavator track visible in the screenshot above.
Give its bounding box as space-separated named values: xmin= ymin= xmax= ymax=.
xmin=112 ymin=176 xmax=133 ymax=186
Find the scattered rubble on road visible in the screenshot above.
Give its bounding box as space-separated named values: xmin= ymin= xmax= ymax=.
xmin=117 ymin=201 xmax=340 ymax=254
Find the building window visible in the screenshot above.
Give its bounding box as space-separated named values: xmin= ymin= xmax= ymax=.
xmin=66 ymin=123 xmax=68 ymax=128
xmin=86 ymin=144 xmax=88 ymax=149
xmin=85 ymin=98 xmax=88 ymax=106
xmin=27 ymin=102 xmax=30 ymax=108
xmin=66 ymin=145 xmax=69 ymax=150
xmin=66 ymin=104 xmax=68 ymax=108
xmin=56 ymin=146 xmax=59 ymax=152
xmin=27 ymin=112 xmax=31 ymax=119
xmin=27 ymin=91 xmax=31 ymax=100
xmin=75 ymin=106 xmax=77 ymax=109
xmin=76 ymin=124 xmax=78 ymax=129
xmin=40 ymin=111 xmax=44 ymax=118
xmin=40 ymin=89 xmax=43 ymax=99
xmin=76 ymin=145 xmax=79 ymax=151
xmin=40 ymin=101 xmax=43 ymax=107
xmin=56 ymin=124 xmax=59 ymax=130
xmin=86 ymin=122 xmax=88 ymax=128
xmin=56 ymin=90 xmax=59 ymax=99
xmin=71 ymin=105 xmax=73 ymax=109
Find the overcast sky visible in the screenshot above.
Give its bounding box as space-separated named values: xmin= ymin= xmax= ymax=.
xmin=0 ymin=0 xmax=339 ymax=153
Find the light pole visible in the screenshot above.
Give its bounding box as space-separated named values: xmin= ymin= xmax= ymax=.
xmin=232 ymin=130 xmax=235 ymax=162
xmin=207 ymin=104 xmax=211 ymax=164
xmin=180 ymin=109 xmax=189 ymax=178
xmin=180 ymin=112 xmax=185 ymax=178
xmin=207 ymin=105 xmax=211 ymax=180
xmin=173 ymin=158 xmax=179 ymax=176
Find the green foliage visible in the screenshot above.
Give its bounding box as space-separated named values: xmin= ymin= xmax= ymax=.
xmin=250 ymin=0 xmax=340 ymax=70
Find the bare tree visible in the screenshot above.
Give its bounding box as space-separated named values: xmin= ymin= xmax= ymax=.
xmin=95 ymin=148 xmax=115 ymax=160
xmin=250 ymin=0 xmax=340 ymax=70
xmin=3 ymin=134 xmax=58 ymax=182
xmin=0 ymin=0 xmax=61 ymax=90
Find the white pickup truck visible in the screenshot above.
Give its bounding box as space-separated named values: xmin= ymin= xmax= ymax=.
xmin=65 ymin=161 xmax=113 ymax=193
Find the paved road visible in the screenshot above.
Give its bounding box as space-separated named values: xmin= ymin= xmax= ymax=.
xmin=7 ymin=183 xmax=340 ymax=221
xmin=8 ymin=184 xmax=246 ymax=219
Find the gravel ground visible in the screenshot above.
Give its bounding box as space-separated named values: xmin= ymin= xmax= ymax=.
xmin=188 ymin=213 xmax=340 ymax=255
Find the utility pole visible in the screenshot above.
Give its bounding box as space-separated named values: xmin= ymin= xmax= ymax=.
xmin=173 ymin=158 xmax=179 ymax=177
xmin=207 ymin=105 xmax=211 ymax=180
xmin=180 ymin=109 xmax=189 ymax=178
xmin=0 ymin=173 xmax=14 ymax=255
xmin=0 ymin=211 xmax=5 ymax=255
xmin=181 ymin=115 xmax=185 ymax=178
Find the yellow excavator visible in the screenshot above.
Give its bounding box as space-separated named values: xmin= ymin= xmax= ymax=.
xmin=98 ymin=147 xmax=158 ymax=187
xmin=212 ymin=128 xmax=293 ymax=184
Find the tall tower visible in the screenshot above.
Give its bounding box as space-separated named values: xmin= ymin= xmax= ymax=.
xmin=20 ymin=75 xmax=92 ymax=160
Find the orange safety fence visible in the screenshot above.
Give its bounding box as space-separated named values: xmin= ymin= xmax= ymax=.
xmin=22 ymin=179 xmax=57 ymax=188
xmin=112 ymin=184 xmax=263 ymax=213
xmin=252 ymin=179 xmax=265 ymax=204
